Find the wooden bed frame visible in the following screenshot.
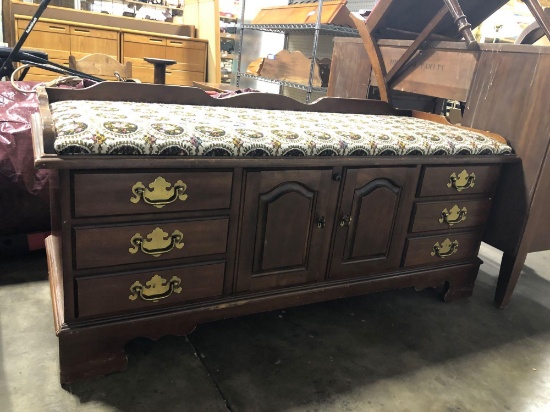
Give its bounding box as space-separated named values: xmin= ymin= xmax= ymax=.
xmin=32 ymin=82 xmax=516 ymax=383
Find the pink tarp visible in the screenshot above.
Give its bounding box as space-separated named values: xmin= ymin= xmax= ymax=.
xmin=0 ymin=82 xmax=50 ymax=236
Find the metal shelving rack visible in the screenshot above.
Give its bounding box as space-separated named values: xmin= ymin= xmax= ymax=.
xmin=235 ymin=0 xmax=359 ymax=103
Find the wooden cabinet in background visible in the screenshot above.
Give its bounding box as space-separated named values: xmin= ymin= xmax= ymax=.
xmin=122 ymin=32 xmax=207 ymax=85
xmin=14 ymin=17 xmax=207 ymax=85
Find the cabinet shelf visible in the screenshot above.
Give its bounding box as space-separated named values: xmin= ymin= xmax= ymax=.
xmin=242 ymin=23 xmax=359 ymax=37
xmin=238 ymin=73 xmax=327 ymax=92
xmin=221 ymin=53 xmax=235 ymax=59
xmin=126 ymin=0 xmax=184 ymax=12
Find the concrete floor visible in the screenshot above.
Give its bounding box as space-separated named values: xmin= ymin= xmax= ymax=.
xmin=0 ymin=244 xmax=549 ymax=412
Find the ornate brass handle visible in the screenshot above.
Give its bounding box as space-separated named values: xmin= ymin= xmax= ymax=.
xmin=129 ymin=227 xmax=184 ymax=257
xmin=447 ymin=170 xmax=476 ymax=192
xmin=129 ymin=274 xmax=182 ymax=302
xmin=439 ymin=205 xmax=468 ymax=226
xmin=131 ymin=176 xmax=188 ymax=208
xmin=431 ymin=238 xmax=459 ymax=258
xmin=340 ymin=215 xmax=352 ymax=227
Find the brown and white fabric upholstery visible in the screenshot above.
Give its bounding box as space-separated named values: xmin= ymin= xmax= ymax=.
xmin=50 ymin=100 xmax=513 ymax=156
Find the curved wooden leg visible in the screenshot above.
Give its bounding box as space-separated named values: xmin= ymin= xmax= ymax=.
xmin=442 ymin=268 xmax=478 ymax=302
xmin=494 ymin=250 xmax=528 ymax=309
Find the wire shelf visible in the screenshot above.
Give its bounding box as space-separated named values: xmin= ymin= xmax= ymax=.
xmin=241 ymin=24 xmax=359 ymax=37
xmin=237 ymin=73 xmax=327 ymax=92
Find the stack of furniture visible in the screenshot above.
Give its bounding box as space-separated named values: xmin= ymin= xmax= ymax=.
xmin=330 ymin=0 xmax=550 ymax=308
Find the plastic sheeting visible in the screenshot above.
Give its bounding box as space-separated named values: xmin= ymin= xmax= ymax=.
xmin=0 ymin=82 xmax=51 ymax=236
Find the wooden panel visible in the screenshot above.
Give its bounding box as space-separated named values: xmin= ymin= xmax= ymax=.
xmin=73 ymin=172 xmax=233 ymax=218
xmin=164 ymin=70 xmax=206 ymax=85
xmin=419 ymin=165 xmax=501 ymax=197
xmin=70 ymin=36 xmax=118 ymax=60
xmin=77 ymin=262 xmax=225 ymax=318
xmin=258 ymin=188 xmax=313 ymax=271
xmin=17 ymin=27 xmax=70 ymax=55
xmin=252 ymin=1 xmax=354 ymax=26
xmin=70 ymin=26 xmax=119 ymax=60
xmin=123 ymin=33 xmax=167 ymax=46
xmin=347 ymin=181 xmax=398 ymax=259
xmin=327 ymin=38 xmax=371 ymax=98
xmin=28 ymin=20 xmax=70 ymax=34
xmin=411 ymin=199 xmax=492 ymax=233
xmin=404 ymin=231 xmax=483 ymax=267
xmin=330 ymin=167 xmax=418 ymax=279
xmin=123 ymin=42 xmax=165 ymax=61
xmin=236 ymin=169 xmax=333 ymax=292
xmin=128 ymin=65 xmax=155 ymax=83
xmin=259 ymin=50 xmax=326 ymax=87
xmin=166 ymin=45 xmax=207 ymax=73
xmin=327 ymin=38 xmax=476 ymax=101
xmin=69 ymin=26 xmax=117 ymax=40
xmin=379 ymin=46 xmax=476 ymax=102
xmin=464 ymin=50 xmax=550 ymax=255
xmin=74 ymin=218 xmax=229 ymax=269
xmin=166 ymin=39 xmax=206 ymax=50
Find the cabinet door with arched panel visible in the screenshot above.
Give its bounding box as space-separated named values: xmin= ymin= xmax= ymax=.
xmin=236 ymin=169 xmax=336 ymax=292
xmin=329 ymin=167 xmax=419 ymax=279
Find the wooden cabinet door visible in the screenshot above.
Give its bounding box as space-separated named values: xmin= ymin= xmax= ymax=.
xmin=329 ymin=167 xmax=418 ymax=279
xmin=236 ymin=169 xmax=334 ymax=292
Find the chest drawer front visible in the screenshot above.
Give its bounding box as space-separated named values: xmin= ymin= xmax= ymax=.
xmin=123 ymin=33 xmax=167 ymax=46
xmin=74 ymin=172 xmax=232 ymax=217
xmin=123 ymin=41 xmax=165 ymax=61
xmin=70 ymin=26 xmax=118 ymax=40
xmin=403 ymin=231 xmax=482 ymax=268
xmin=76 ymin=262 xmax=225 ymax=318
xmin=419 ymin=165 xmax=500 ymax=197
xmin=29 ymin=21 xmax=70 ymax=34
xmin=411 ymin=199 xmax=492 ymax=233
xmin=75 ymin=218 xmax=229 ymax=269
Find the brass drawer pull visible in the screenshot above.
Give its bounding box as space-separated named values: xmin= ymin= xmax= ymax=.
xmin=129 ymin=274 xmax=182 ymax=302
xmin=129 ymin=227 xmax=184 ymax=257
xmin=447 ymin=170 xmax=476 ymax=192
xmin=431 ymin=238 xmax=459 ymax=258
xmin=131 ymin=176 xmax=188 ymax=208
xmin=439 ymin=205 xmax=468 ymax=226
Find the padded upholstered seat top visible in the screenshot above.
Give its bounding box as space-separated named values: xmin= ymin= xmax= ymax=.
xmin=50 ymin=100 xmax=512 ymax=156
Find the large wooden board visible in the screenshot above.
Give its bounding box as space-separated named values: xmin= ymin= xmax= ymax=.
xmin=252 ymin=0 xmax=354 ymax=27
xmin=327 ymin=38 xmax=476 ymax=102
xmin=259 ymin=50 xmax=330 ymax=87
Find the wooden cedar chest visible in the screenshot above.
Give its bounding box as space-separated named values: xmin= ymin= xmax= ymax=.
xmin=31 ymin=82 xmax=515 ymax=383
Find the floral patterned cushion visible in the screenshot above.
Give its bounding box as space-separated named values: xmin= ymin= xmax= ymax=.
xmin=50 ymin=100 xmax=512 ymax=156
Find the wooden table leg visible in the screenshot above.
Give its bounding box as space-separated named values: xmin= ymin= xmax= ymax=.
xmin=143 ymin=58 xmax=177 ymax=85
xmin=494 ymin=250 xmax=529 ymax=309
